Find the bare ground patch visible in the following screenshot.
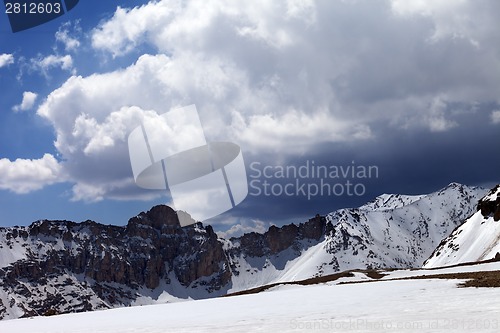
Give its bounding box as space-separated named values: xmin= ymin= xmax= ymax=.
xmin=223 ymin=269 xmax=387 ymax=298
xmin=339 ymin=270 xmax=500 ymax=288
xmin=223 ymin=258 xmax=500 ymax=299
xmin=225 ymin=268 xmax=500 ymax=299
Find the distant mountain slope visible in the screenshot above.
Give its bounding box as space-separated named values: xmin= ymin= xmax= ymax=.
xmin=226 ymin=183 xmax=485 ymax=289
xmin=424 ymin=184 xmax=500 ymax=268
xmin=0 ymin=183 xmax=487 ymax=320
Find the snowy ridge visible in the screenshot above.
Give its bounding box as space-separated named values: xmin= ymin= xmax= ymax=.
xmin=424 ymin=184 xmax=500 ymax=268
xmin=224 ymin=182 xmax=486 ymax=292
xmin=360 ymin=193 xmax=426 ymax=211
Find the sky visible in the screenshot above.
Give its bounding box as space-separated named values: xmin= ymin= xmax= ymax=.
xmin=0 ymin=0 xmax=499 ymax=237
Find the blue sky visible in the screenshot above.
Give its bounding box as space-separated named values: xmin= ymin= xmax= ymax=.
xmin=0 ymin=0 xmax=499 ymax=237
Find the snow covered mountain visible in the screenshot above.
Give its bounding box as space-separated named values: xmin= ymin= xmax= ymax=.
xmin=225 ymin=183 xmax=486 ymax=286
xmin=424 ymin=184 xmax=500 ymax=268
xmin=0 ymin=183 xmax=487 ymax=320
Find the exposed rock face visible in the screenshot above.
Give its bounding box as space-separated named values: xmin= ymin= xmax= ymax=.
xmin=478 ymin=184 xmax=500 ymax=221
xmin=0 ymin=206 xmax=231 ymax=319
xmin=234 ymin=215 xmax=326 ymax=257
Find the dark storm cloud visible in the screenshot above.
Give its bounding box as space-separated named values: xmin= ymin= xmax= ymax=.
xmin=218 ymin=102 xmax=499 ymax=225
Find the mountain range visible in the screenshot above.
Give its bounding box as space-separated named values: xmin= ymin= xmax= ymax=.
xmin=424 ymin=184 xmax=500 ymax=268
xmin=0 ymin=182 xmax=493 ymax=320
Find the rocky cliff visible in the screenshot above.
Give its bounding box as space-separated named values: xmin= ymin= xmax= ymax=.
xmin=0 ymin=206 xmax=230 ymax=319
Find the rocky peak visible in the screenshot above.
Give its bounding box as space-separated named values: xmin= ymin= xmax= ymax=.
xmin=128 ymin=205 xmax=180 ymax=229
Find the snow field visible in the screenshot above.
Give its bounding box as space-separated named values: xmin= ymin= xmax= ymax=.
xmin=1 ymin=269 xmax=499 ymax=333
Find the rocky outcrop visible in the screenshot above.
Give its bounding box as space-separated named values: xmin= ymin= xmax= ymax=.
xmin=232 ymin=215 xmax=326 ymax=257
xmin=478 ymin=184 xmax=500 ymax=221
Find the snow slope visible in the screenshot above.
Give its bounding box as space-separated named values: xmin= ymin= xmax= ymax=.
xmin=424 ymin=185 xmax=500 ymax=268
xmin=1 ymin=263 xmax=499 ymax=333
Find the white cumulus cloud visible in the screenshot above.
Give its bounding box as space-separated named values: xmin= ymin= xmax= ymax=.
xmin=0 ymin=154 xmax=63 ymax=194
xmin=0 ymin=53 xmax=14 ymax=68
xmin=13 ymin=91 xmax=38 ymax=112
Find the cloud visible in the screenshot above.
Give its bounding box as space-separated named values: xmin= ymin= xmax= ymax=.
xmin=0 ymin=154 xmax=63 ymax=194
xmin=230 ymin=110 xmax=372 ymax=153
xmin=35 ymin=46 xmax=373 ymax=200
xmin=14 ymin=23 xmax=80 ymax=82
xmin=390 ymin=0 xmax=498 ymax=46
xmin=491 ymin=110 xmax=500 ymax=124
xmin=425 ymin=95 xmax=457 ymax=132
xmin=55 ymin=21 xmax=81 ymax=52
xmin=12 ymin=91 xmax=38 ymax=112
xmin=90 ymin=0 xmax=500 ymax=117
xmin=91 ymin=0 xmax=321 ymax=56
xmin=30 ymin=0 xmax=500 ymax=204
xmin=91 ymin=2 xmax=175 ymax=57
xmin=37 ymin=53 xmax=249 ymax=201
xmin=0 ymin=54 xmax=14 ymax=68
xmin=38 ymin=54 xmax=74 ymax=71
xmin=31 ymin=54 xmax=75 ymax=76
xmin=216 ymin=219 xmax=269 ymax=239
